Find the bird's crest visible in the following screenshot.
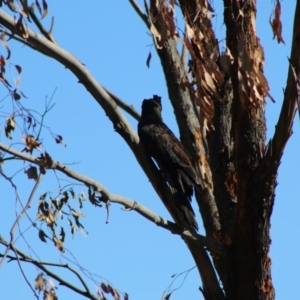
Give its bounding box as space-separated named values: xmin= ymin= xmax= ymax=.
xmin=141 ymin=95 xmax=162 ymax=120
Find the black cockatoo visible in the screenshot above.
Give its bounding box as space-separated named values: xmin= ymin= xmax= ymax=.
xmin=138 ymin=95 xmax=199 ymax=231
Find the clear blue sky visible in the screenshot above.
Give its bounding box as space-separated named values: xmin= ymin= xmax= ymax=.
xmin=0 ymin=1 xmax=299 ymax=299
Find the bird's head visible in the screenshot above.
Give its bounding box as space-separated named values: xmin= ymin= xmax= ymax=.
xmin=141 ymin=95 xmax=162 ymax=120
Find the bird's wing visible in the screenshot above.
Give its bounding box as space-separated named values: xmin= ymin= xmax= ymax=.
xmin=153 ymin=123 xmax=199 ymax=185
xmin=139 ymin=121 xmax=199 ymax=231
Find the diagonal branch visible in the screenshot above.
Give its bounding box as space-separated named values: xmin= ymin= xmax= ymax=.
xmin=0 ymin=142 xmax=224 ymax=256
xmin=128 ymin=0 xmax=149 ymax=28
xmin=103 ymin=87 xmax=140 ymax=121
xmin=11 ymin=6 xmax=140 ymax=121
xmin=265 ymin=0 xmax=300 ymax=167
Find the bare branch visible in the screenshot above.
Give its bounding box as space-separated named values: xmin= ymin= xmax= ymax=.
xmin=0 ymin=142 xmax=224 ymax=255
xmin=0 ymin=172 xmax=43 ymax=268
xmin=103 ymin=87 xmax=140 ymax=121
xmin=0 ymin=27 xmax=139 ymax=121
xmin=0 ymin=236 xmax=98 ymax=300
xmin=10 ymin=245 xmax=39 ymax=300
xmin=128 ymin=0 xmax=149 ymax=28
xmin=265 ymin=0 xmax=300 ymax=167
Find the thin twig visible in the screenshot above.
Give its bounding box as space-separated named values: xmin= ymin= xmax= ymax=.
xmin=36 ymin=89 xmax=56 ymax=140
xmin=28 ymin=5 xmax=56 ymax=43
xmin=128 ymin=0 xmax=149 ymax=28
xmin=0 ymin=172 xmax=43 ymax=268
xmin=10 ymin=244 xmax=39 ymax=299
xmin=103 ymin=87 xmax=140 ymax=121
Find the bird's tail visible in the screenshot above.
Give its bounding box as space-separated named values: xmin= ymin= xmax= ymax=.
xmin=166 ymin=174 xmax=198 ymax=231
xmin=173 ymin=191 xmax=198 ymax=231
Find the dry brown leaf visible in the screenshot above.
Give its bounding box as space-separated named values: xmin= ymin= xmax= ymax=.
xmin=61 ymin=191 xmax=69 ymax=204
xmin=106 ymin=284 xmax=121 ymax=300
xmin=5 ymin=117 xmax=15 ymax=139
xmin=71 ymin=209 xmax=85 ymax=217
xmin=44 ymin=288 xmax=58 ymax=300
xmin=41 ymin=0 xmax=48 ymax=19
xmin=107 ymin=284 xmax=114 ymax=296
xmin=12 ymin=89 xmax=21 ymax=100
xmin=269 ymin=0 xmax=285 ymax=44
xmin=146 ymin=51 xmax=152 ymax=68
xmin=14 ymin=64 xmax=22 ymax=87
xmin=164 ymin=293 xmax=172 ymax=300
xmin=39 ymin=152 xmax=53 ymax=169
xmin=38 ymin=229 xmax=48 ymax=242
xmin=68 ymin=218 xmax=76 ymax=237
xmin=15 ymin=15 xmax=29 ymax=39
xmin=46 ymin=211 xmax=56 ymax=224
xmin=53 ymin=235 xmax=64 ymax=252
xmin=23 ymin=134 xmax=42 ymax=152
xmin=113 ymin=289 xmax=121 ymax=300
xmin=60 ymin=227 xmax=65 ymax=243
xmin=34 ymin=273 xmax=46 ymax=292
xmin=101 ymin=282 xmax=110 ymax=294
xmin=26 ymin=165 xmax=38 ymax=180
xmin=54 ymin=134 xmax=66 ymax=146
xmin=70 ymin=189 xmax=76 ymax=200
xmin=1 ymin=32 xmax=11 ymax=60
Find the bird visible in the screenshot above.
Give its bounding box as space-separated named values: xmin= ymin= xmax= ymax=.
xmin=138 ymin=95 xmax=199 ymax=231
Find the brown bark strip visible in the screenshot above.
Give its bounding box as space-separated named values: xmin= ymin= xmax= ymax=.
xmin=148 ymin=0 xmax=221 ymax=238
xmin=265 ymin=1 xmax=300 ymax=167
xmin=223 ymin=0 xmax=278 ymax=299
xmin=145 ymin=2 xmax=225 ymax=299
xmin=178 ymin=1 xmax=239 ymax=295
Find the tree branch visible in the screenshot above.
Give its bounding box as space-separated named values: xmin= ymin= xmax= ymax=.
xmin=27 ymin=5 xmax=56 ymax=43
xmin=0 ymin=236 xmax=98 ymax=300
xmin=0 ymin=172 xmax=43 ymax=268
xmin=103 ymin=87 xmax=140 ymax=121
xmin=128 ymin=0 xmax=149 ymax=28
xmin=265 ymin=1 xmax=300 ymax=167
xmin=0 ymin=142 xmax=224 ymax=256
